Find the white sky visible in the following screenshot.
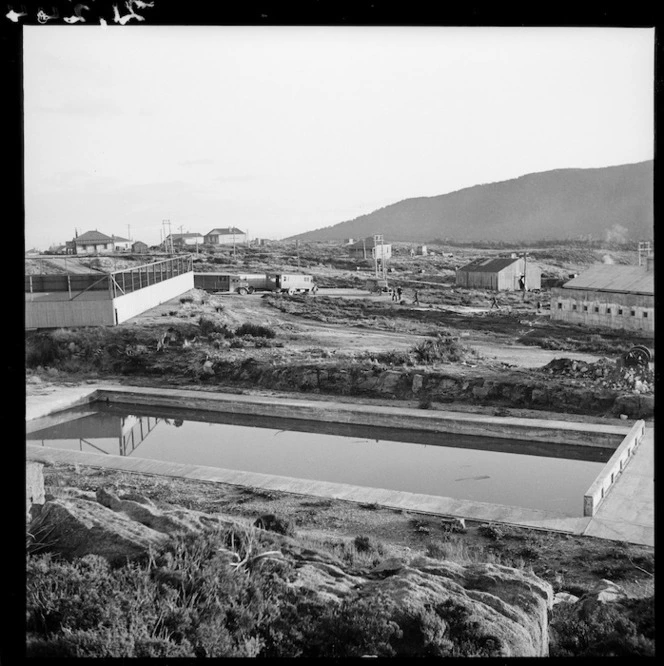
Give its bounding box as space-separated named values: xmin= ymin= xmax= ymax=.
xmin=24 ymin=26 xmax=654 ymax=249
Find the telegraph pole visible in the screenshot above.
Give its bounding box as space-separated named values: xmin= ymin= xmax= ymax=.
xmin=522 ymin=252 xmax=528 ymax=301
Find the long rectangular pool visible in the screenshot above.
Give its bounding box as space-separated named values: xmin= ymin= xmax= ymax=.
xmin=26 ymin=402 xmax=613 ymax=517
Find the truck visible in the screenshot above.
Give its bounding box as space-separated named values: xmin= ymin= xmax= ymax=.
xmin=194 ymin=272 xmax=316 ymax=295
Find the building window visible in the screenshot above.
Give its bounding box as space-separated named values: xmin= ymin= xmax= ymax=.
xmin=572 ymin=304 xmax=577 ymax=311
xmin=643 ymin=312 xmax=648 ymax=318
xmin=557 ymin=303 xmax=562 ymax=309
xmin=631 ymin=310 xmax=636 ymax=317
xmin=594 ymin=306 xmax=599 ymax=313
xmin=583 ymin=305 xmax=588 ymax=312
xmin=618 ymin=308 xmax=623 ymax=315
xmin=607 ymin=307 xmax=612 ymax=314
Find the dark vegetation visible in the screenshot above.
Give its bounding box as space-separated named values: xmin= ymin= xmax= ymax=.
xmin=25 ymin=513 xmax=655 ymax=658
xmin=25 ymin=529 xmax=501 ymax=658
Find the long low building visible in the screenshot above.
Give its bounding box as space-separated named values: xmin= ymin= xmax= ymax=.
xmin=549 ymin=260 xmax=654 ymax=336
xmin=25 ymin=256 xmax=193 ymax=329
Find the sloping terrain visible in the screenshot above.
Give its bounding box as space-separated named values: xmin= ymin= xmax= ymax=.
xmin=288 ymin=161 xmax=653 ymax=243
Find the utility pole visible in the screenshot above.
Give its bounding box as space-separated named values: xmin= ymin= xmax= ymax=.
xmin=373 ymin=234 xmax=383 ymax=279
xmin=296 ymin=239 xmax=300 ymax=268
xmin=522 ymin=252 xmax=528 ymax=301
xmin=127 ymin=224 xmax=131 ymax=242
xmin=638 ymin=241 xmax=651 ymax=266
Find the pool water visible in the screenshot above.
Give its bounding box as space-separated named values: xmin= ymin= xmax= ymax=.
xmin=26 ymin=403 xmax=612 ymax=517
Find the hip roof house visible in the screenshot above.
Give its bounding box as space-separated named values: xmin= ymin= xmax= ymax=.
xmin=71 ymin=230 xmax=132 ymax=254
xmin=204 ymin=227 xmax=247 ymax=245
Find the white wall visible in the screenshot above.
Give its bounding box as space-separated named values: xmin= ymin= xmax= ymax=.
xmin=25 ymin=272 xmax=194 ymax=329
xmin=112 ymin=272 xmax=194 ymax=324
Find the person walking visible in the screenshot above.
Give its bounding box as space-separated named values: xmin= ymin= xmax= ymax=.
xmin=413 ymin=289 xmax=420 ymax=305
xmin=490 ymin=295 xmax=499 ymax=310
xmin=396 ymin=286 xmax=403 ymax=301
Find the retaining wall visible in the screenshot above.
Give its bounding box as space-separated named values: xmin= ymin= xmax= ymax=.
xmin=90 ymin=386 xmax=628 ymax=448
xmin=583 ymin=419 xmax=646 ymax=516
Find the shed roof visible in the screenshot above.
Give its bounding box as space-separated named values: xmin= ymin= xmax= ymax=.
xmin=562 ymin=264 xmax=654 ymax=295
xmin=169 ymin=232 xmax=204 ymax=239
xmin=206 ymin=227 xmax=246 ymax=236
xmin=75 ymin=230 xmax=114 ymax=243
xmin=457 ymin=257 xmax=521 ymax=273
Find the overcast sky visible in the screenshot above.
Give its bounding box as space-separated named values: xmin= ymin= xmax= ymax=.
xmin=23 ymin=25 xmax=654 ymax=250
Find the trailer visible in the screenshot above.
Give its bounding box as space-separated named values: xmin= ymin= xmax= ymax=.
xmin=194 ymin=272 xmax=316 ymax=295
xmin=272 ymin=273 xmax=316 ymax=294
xmin=193 ymin=273 xmax=256 ymax=295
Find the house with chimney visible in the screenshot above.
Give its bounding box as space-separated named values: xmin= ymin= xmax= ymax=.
xmin=69 ymin=230 xmax=132 ymax=254
xmin=204 ymin=227 xmax=247 ymax=246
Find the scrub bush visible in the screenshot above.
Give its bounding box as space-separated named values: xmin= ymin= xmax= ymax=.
xmin=198 ymin=316 xmax=234 ymax=338
xmin=412 ymin=334 xmax=470 ymax=364
xmin=234 ymin=323 xmax=276 ymax=338
xmin=550 ymin=597 xmax=655 ymax=657
xmin=25 ymin=334 xmax=62 ymax=367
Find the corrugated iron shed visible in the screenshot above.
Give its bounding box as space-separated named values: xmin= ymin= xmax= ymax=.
xmin=562 ymin=264 xmax=654 ymax=295
xmin=457 ymin=257 xmax=520 ymax=273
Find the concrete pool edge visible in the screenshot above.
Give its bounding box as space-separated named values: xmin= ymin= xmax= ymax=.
xmin=34 ymin=384 xmax=630 ymax=448
xmin=26 ymin=444 xmax=593 ymax=537
xmin=26 ymin=384 xmax=653 ymax=546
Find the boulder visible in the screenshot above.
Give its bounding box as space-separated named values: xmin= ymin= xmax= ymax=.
xmin=28 ymin=497 xmax=170 ymax=565
xmin=95 ymin=487 xmax=228 ymax=535
xmin=287 ymin=550 xmax=553 ymax=657
xmin=376 ymin=371 xmax=403 ymax=394
xmin=553 ymin=592 xmax=580 ymax=606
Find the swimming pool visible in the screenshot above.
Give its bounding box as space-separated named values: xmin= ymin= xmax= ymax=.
xmin=27 ymin=402 xmax=611 ymax=517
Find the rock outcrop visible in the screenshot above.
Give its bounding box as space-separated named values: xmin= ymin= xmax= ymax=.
xmin=287 ymin=551 xmax=553 ymax=657
xmin=28 ymin=488 xmax=237 ymax=565
xmin=28 ymin=486 xmax=554 ymax=657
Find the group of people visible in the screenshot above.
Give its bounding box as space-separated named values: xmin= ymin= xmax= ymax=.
xmin=388 ymin=286 xmax=419 ymax=305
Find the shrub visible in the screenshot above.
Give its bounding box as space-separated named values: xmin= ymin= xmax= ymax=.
xmin=550 ymin=597 xmax=655 ymax=657
xmin=253 ymin=514 xmax=296 ymax=537
xmin=370 ymin=350 xmax=413 ymax=366
xmin=353 ymin=535 xmax=375 ymax=553
xmin=477 ymin=524 xmax=505 ymax=541
xmin=308 ymin=592 xmax=403 ymax=658
xmin=412 ymin=334 xmax=469 ymax=364
xmin=235 ymin=323 xmax=276 ymax=339
xmin=25 ymin=334 xmax=62 ymax=368
xmin=198 ymin=316 xmax=234 ymax=338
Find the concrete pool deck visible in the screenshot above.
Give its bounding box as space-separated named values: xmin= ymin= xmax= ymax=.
xmin=25 ymin=384 xmax=654 ymax=547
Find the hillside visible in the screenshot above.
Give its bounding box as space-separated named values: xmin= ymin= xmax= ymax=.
xmin=288 ymin=161 xmax=653 ymax=243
